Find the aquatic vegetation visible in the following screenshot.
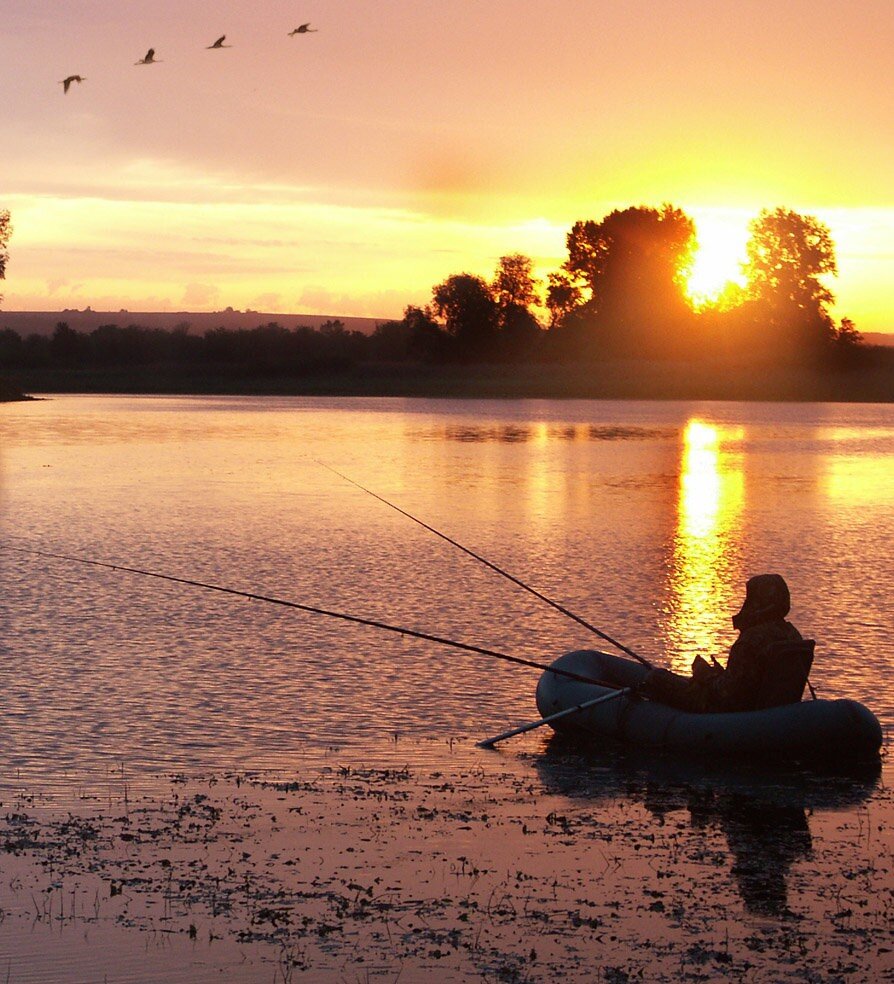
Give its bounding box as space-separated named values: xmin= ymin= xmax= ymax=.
xmin=0 ymin=752 xmax=891 ymax=981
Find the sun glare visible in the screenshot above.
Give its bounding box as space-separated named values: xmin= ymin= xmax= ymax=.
xmin=685 ymin=214 xmax=749 ymax=306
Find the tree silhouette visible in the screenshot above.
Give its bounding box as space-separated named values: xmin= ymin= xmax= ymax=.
xmin=834 ymin=316 xmax=862 ymax=348
xmin=490 ymin=254 xmax=543 ymax=359
xmin=491 ymin=254 xmax=539 ymax=310
xmin=828 ymin=315 xmax=866 ymax=367
xmin=743 ymin=207 xmax=839 ymax=355
xmin=545 ymin=271 xmax=583 ymax=329
xmin=0 ymin=210 xmax=11 ymax=303
xmin=560 ymin=204 xmax=697 ymax=356
xmin=50 ymin=322 xmax=88 ymax=364
xmin=370 ymin=306 xmax=449 ymax=362
xmin=745 ymin=208 xmax=836 ymax=310
xmin=432 ymin=273 xmax=499 ymax=359
xmin=403 ymin=305 xmax=450 ymax=361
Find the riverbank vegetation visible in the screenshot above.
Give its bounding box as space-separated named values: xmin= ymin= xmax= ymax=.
xmin=2 ymin=203 xmax=892 ymax=401
xmin=0 ymin=209 xmax=31 ymax=401
xmin=0 ymin=379 xmax=33 ymax=401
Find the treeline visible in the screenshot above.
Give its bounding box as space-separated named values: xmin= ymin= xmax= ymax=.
xmin=406 ymin=204 xmax=870 ymax=367
xmin=0 ymin=320 xmax=378 ymax=376
xmin=0 ymin=202 xmax=884 ymax=383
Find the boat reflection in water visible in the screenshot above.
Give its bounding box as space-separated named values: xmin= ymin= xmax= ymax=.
xmin=690 ymin=793 xmax=812 ymax=916
xmin=532 ymin=738 xmax=880 ymax=918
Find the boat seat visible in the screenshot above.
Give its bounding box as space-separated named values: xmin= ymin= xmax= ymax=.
xmin=757 ymin=639 xmax=815 ymax=708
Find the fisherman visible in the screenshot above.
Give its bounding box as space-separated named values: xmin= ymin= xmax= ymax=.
xmin=640 ymin=574 xmax=806 ymax=713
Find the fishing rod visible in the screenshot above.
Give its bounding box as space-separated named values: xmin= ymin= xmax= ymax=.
xmin=7 ymin=544 xmax=628 ymax=691
xmin=316 ymin=460 xmax=653 ymax=669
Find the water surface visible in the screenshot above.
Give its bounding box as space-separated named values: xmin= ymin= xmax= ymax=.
xmin=1 ymin=396 xmax=892 ymax=780
xmin=1 ymin=395 xmax=892 ymax=982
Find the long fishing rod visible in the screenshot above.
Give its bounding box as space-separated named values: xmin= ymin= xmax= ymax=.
xmin=7 ymin=544 xmax=624 ymax=690
xmin=316 ymin=461 xmax=653 ymax=669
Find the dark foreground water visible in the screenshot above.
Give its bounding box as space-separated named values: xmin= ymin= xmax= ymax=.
xmin=0 ymin=395 xmax=891 ymax=981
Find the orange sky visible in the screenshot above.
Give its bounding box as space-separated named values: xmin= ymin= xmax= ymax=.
xmin=1 ymin=1 xmax=892 ymax=329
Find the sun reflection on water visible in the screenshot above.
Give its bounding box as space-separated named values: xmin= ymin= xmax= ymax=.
xmin=666 ymin=420 xmax=745 ymax=672
xmin=525 ymin=421 xmax=555 ymax=527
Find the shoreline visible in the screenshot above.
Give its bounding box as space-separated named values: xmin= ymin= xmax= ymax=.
xmin=4 ymin=357 xmax=894 ymax=403
xmin=0 ymin=380 xmax=36 ymax=402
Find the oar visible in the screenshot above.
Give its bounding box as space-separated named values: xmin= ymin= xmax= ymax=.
xmin=477 ymin=687 xmax=632 ymax=748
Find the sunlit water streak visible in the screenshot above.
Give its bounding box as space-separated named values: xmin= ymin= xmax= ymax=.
xmin=1 ymin=396 xmax=892 ymax=793
xmin=666 ymin=420 xmax=745 ymax=671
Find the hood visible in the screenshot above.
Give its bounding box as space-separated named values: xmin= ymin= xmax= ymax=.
xmin=732 ymin=574 xmax=791 ymax=631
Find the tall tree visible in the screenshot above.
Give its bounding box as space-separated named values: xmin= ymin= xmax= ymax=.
xmin=491 ymin=254 xmax=539 ymax=310
xmin=561 ymin=204 xmax=697 ymax=355
xmin=745 ymin=208 xmax=836 ymax=309
xmin=545 ymin=271 xmax=582 ymax=328
xmin=432 ymin=273 xmax=499 ymax=359
xmin=491 ymin=254 xmax=542 ymax=359
xmin=743 ymin=208 xmax=837 ymax=349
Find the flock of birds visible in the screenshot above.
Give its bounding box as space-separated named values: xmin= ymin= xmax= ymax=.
xmin=59 ymin=24 xmax=319 ymax=94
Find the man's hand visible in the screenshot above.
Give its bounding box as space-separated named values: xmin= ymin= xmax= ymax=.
xmin=691 ymin=655 xmax=723 ymax=683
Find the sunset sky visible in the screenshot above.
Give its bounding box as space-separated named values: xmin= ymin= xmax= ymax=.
xmin=2 ymin=0 xmax=891 ymax=330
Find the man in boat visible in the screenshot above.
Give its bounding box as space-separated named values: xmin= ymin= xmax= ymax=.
xmin=640 ymin=573 xmax=807 ymax=713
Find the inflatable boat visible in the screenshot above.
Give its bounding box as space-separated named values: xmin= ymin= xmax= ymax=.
xmin=535 ymin=650 xmax=883 ymax=762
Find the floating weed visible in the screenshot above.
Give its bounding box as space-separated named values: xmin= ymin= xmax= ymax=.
xmin=0 ymin=764 xmax=890 ymax=980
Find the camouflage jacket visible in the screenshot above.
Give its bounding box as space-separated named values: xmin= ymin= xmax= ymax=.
xmin=644 ymin=619 xmax=803 ymax=713
xmin=706 ymin=619 xmax=803 ymax=712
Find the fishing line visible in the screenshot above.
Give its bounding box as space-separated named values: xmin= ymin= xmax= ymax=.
xmin=316 ymin=460 xmax=653 ymax=668
xmin=6 ymin=543 xmax=622 ymax=689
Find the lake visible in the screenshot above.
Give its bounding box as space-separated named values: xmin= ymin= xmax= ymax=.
xmin=0 ymin=395 xmax=892 ymax=981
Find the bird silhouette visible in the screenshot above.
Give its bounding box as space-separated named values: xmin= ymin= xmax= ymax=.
xmin=60 ymin=75 xmax=86 ymax=94
xmin=207 ymin=35 xmax=231 ymax=49
xmin=135 ymin=49 xmax=159 ymax=65
xmin=288 ymin=24 xmax=318 ymax=35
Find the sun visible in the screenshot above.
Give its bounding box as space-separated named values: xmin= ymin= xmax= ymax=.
xmin=685 ymin=212 xmax=750 ymax=306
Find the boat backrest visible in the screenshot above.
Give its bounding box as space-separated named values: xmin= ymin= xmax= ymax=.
xmin=758 ymin=639 xmax=815 ymax=707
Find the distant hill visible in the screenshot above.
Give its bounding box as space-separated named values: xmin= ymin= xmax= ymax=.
xmin=0 ymin=309 xmax=386 ymax=337
xmin=862 ymin=332 xmax=894 ymax=348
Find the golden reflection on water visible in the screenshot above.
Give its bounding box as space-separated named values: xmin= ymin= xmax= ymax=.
xmin=823 ymin=455 xmax=894 ymax=508
xmin=666 ymin=420 xmax=745 ymax=672
xmin=525 ymin=422 xmax=554 ymax=527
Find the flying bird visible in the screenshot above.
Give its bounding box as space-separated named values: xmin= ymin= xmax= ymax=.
xmin=60 ymin=75 xmax=86 ymax=94
xmin=135 ymin=49 xmax=159 ymax=65
xmin=288 ymin=24 xmax=318 ymax=35
xmin=207 ymin=35 xmax=231 ymax=49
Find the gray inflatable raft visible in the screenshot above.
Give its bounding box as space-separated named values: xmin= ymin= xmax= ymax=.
xmin=535 ymin=650 xmax=883 ymax=762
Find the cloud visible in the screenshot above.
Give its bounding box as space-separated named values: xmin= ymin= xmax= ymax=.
xmin=182 ymin=283 xmax=221 ymax=307
xmin=296 ymin=286 xmax=421 ymax=319
xmin=250 ymin=292 xmax=282 ymax=311
xmin=39 ymin=280 xmax=85 ymax=298
xmin=295 ymin=287 xmax=339 ymax=312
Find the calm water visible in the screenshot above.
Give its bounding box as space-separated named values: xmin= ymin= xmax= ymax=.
xmin=1 ymin=395 xmax=892 ymax=785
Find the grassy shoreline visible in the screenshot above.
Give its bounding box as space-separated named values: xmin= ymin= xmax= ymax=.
xmin=4 ymin=356 xmax=894 ymax=403
xmin=0 ymin=380 xmax=35 ymax=401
